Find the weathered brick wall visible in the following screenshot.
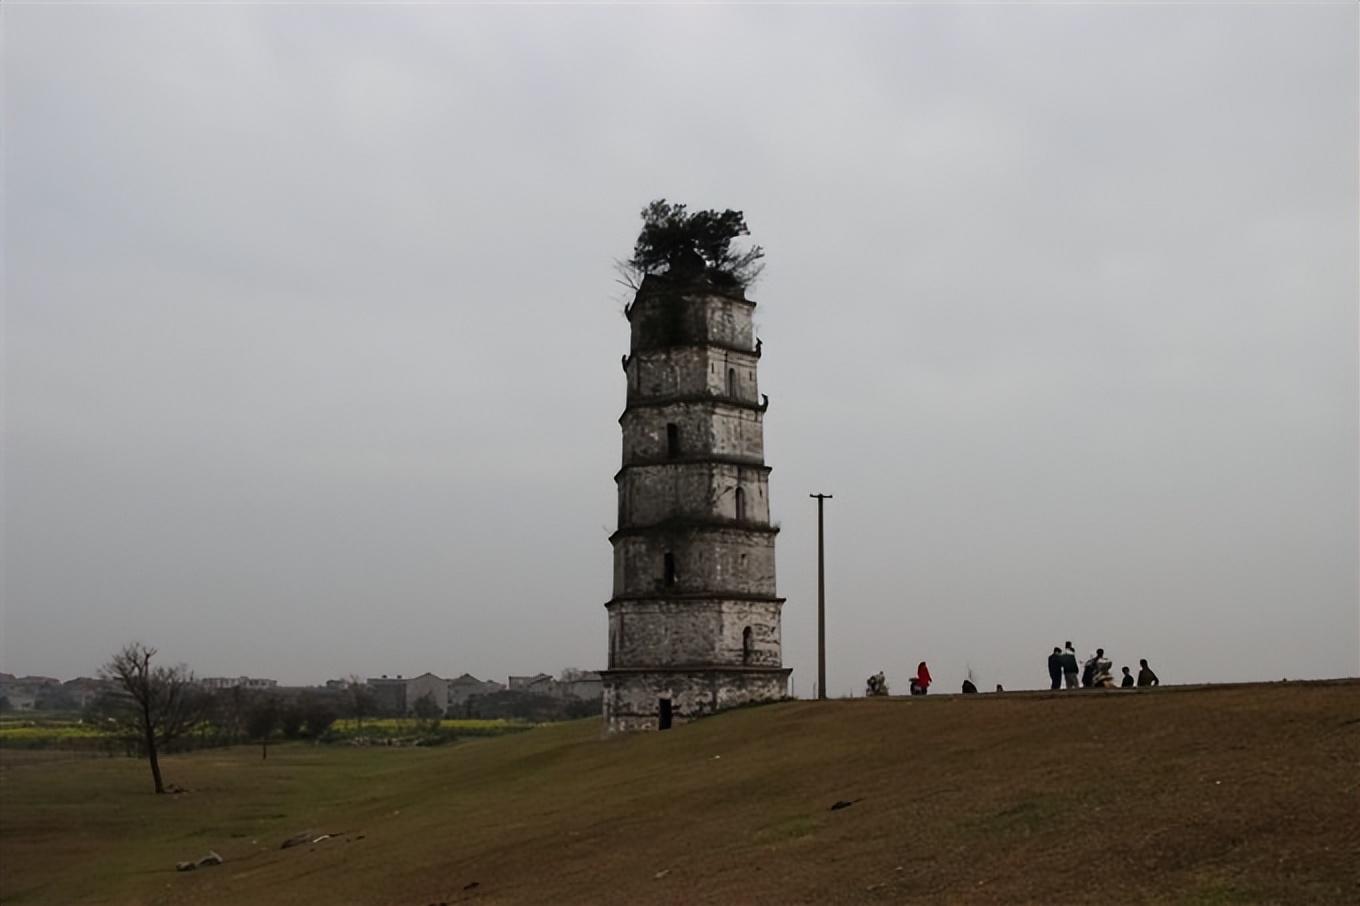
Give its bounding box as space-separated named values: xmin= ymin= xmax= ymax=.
xmin=617 ymin=462 xmax=770 ymax=527
xmin=612 ymin=528 xmax=776 ymax=597
xmin=620 ymin=403 xmax=765 ymax=464
xmin=606 ymin=598 xmax=783 ymax=669
xmin=602 ymin=669 xmax=789 ymax=732
xmin=628 ymin=347 xmax=760 ymax=403
xmin=628 ymin=289 xmax=756 ymax=353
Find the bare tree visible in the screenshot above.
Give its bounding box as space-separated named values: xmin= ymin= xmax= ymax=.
xmin=245 ymin=694 xmax=279 ymax=759
xmin=297 ymin=691 xmax=339 ymax=739
xmin=279 ymin=700 xmax=306 ymax=740
xmin=213 ymin=684 xmax=254 ymax=744
xmin=344 ymin=675 xmax=375 ymax=737
xmin=411 ymin=691 xmax=444 ymax=732
xmin=100 ymin=642 xmax=199 ymax=794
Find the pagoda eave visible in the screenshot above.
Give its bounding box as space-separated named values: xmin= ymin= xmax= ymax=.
xmin=604 ymin=592 xmax=787 ymax=608
xmin=619 ymin=394 xmax=769 ymax=420
xmin=613 ymin=457 xmax=769 ymax=481
xmin=609 ymin=520 xmax=779 ymax=543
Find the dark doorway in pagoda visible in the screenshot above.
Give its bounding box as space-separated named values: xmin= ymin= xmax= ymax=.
xmin=658 ymin=698 xmax=673 ymax=730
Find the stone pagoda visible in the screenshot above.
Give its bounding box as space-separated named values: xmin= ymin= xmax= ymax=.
xmin=601 ymin=266 xmax=790 ymax=733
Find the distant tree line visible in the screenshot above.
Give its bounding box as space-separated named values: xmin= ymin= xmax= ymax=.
xmin=458 ymin=690 xmax=599 ymax=722
xmin=93 ymin=643 xmax=364 ymax=792
xmin=91 ymin=642 xmax=599 ymax=794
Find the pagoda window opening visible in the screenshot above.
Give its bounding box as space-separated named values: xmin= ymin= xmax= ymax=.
xmin=727 ymin=367 xmax=737 ymax=398
xmin=666 ymin=423 xmax=680 ymax=458
xmin=664 ymin=552 xmax=676 ymax=586
xmin=735 ymin=486 xmax=747 ymax=523
xmin=743 ymin=626 xmax=755 ymax=664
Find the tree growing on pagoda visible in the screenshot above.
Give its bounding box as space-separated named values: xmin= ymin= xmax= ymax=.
xmin=623 ymin=199 xmax=765 ymax=289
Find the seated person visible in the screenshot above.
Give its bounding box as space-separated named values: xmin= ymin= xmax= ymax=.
xmin=1137 ymin=659 xmax=1160 ymax=687
xmin=910 ymin=661 xmax=932 ymax=695
xmin=1092 ymin=656 xmax=1115 ymax=688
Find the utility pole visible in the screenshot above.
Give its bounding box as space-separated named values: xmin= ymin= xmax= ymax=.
xmin=810 ymin=493 xmax=832 ymax=700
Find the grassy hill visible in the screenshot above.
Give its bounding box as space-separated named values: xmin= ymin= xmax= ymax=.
xmin=2 ymin=681 xmax=1357 ymax=905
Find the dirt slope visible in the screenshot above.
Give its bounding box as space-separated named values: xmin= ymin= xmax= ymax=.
xmin=2 ymin=681 xmax=1358 ymax=905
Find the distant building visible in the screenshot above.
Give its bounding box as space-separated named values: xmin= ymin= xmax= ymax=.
xmin=403 ymin=672 xmax=447 ymax=713
xmin=350 ymin=669 xmax=602 ymax=717
xmin=366 ymin=675 xmax=409 ymax=715
xmin=367 ymin=673 xmax=448 ymax=716
xmin=0 ymin=675 xmax=64 ymax=710
xmin=507 ymin=670 xmax=603 ymax=702
xmin=508 ymin=673 xmax=554 ymax=693
xmin=61 ymin=677 xmax=109 ymax=708
xmin=447 ymin=673 xmax=505 ymax=707
xmin=557 ymin=670 xmax=604 ymax=702
xmin=199 ymin=676 xmax=278 ymax=690
xmin=0 ymin=678 xmax=38 ymax=710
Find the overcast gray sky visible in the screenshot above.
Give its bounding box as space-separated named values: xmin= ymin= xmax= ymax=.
xmin=3 ymin=3 xmax=1356 ymax=695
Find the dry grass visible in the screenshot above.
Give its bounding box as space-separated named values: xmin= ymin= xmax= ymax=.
xmin=2 ymin=681 xmax=1357 ymax=905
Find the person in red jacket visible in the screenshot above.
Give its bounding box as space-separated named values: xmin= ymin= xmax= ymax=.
xmin=909 ymin=661 xmax=932 ymax=695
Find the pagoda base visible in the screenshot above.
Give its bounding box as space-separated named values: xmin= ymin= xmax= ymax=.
xmin=600 ymin=667 xmax=791 ymax=734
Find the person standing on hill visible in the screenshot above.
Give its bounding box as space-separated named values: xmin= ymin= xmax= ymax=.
xmin=1061 ymin=642 xmax=1080 ymax=690
xmin=1081 ymin=650 xmax=1098 ymax=688
xmin=1048 ymin=647 xmax=1064 ymax=690
xmin=1120 ymin=666 xmax=1135 ymax=688
xmin=1137 ymin=658 xmax=1160 ymax=687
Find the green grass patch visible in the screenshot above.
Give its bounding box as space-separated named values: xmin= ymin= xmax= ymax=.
xmin=980 ymin=795 xmax=1064 ymax=834
xmin=328 ymin=718 xmax=533 ymax=740
xmin=1181 ymin=879 xmax=1258 ymax=905
xmin=753 ymin=814 xmax=820 ymax=843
